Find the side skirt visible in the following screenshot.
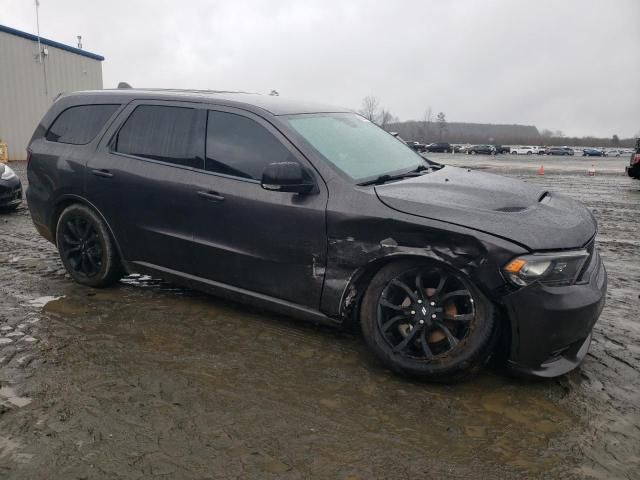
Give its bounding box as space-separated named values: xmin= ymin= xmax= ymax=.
xmin=126 ymin=261 xmax=343 ymax=328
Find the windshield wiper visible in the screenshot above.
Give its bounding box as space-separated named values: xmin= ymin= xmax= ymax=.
xmin=357 ymin=164 xmax=432 ymax=186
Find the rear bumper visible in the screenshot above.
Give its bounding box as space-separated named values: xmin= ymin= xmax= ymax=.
xmin=0 ymin=176 xmax=22 ymax=208
xmin=502 ymin=249 xmax=607 ymax=378
xmin=626 ymin=165 xmax=640 ymax=179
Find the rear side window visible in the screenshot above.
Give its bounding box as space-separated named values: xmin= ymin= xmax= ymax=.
xmin=46 ymin=104 xmax=119 ymax=145
xmin=206 ymin=111 xmax=297 ymax=180
xmin=115 ymin=105 xmax=199 ymax=167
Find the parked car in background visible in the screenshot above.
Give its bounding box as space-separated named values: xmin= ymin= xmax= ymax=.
xmin=425 ymin=142 xmax=452 ymax=153
xmin=26 ymin=89 xmax=607 ymax=381
xmin=536 ymin=147 xmax=547 ymax=155
xmin=627 ymin=139 xmax=640 ymax=180
xmin=510 ymin=146 xmax=536 ymax=155
xmin=493 ymin=145 xmax=511 ymax=154
xmin=546 ymin=147 xmax=575 ymax=156
xmin=406 ymin=141 xmax=427 ymax=153
xmin=605 ymin=149 xmax=621 ymax=157
xmin=582 ymin=148 xmax=605 ymax=157
xmin=0 ymin=163 xmax=22 ymax=211
xmin=454 ymin=144 xmax=471 ymax=154
xmin=467 ymin=145 xmax=496 ymax=155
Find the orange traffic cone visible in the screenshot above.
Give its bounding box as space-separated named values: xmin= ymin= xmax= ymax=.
xmin=537 ymin=165 xmax=545 ymax=175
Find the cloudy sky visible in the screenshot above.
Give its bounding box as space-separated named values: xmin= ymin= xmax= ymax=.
xmin=3 ymin=0 xmax=639 ymax=137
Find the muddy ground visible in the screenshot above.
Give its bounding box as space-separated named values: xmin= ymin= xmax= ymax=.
xmin=0 ymin=156 xmax=638 ymax=479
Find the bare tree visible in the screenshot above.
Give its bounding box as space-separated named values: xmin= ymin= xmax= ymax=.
xmin=437 ymin=112 xmax=447 ymax=140
xmin=612 ymin=134 xmax=620 ymax=147
xmin=422 ymin=106 xmax=433 ymax=141
xmin=380 ymin=109 xmax=396 ymax=130
xmin=359 ymin=96 xmax=380 ymax=123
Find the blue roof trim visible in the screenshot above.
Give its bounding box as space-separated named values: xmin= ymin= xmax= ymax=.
xmin=0 ymin=24 xmax=104 ymax=61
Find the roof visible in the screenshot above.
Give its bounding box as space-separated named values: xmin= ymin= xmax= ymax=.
xmin=68 ymin=88 xmax=351 ymax=116
xmin=0 ymin=24 xmax=104 ymax=61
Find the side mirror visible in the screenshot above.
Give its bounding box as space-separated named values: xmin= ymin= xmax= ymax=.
xmin=261 ymin=162 xmax=314 ymax=194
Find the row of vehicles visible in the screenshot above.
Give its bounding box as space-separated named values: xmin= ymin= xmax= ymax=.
xmin=400 ymin=140 xmax=630 ymax=157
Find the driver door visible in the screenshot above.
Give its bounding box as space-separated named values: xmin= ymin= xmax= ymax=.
xmin=191 ymin=107 xmax=328 ymax=308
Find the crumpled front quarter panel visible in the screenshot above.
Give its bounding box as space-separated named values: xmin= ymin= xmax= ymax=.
xmin=320 ymin=180 xmax=525 ymax=319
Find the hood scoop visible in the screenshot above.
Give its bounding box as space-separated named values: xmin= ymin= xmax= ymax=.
xmin=494 ymin=206 xmax=527 ymax=212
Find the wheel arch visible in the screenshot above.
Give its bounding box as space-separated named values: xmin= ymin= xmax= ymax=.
xmin=50 ymin=195 xmax=127 ymax=264
xmin=338 ymin=252 xmax=471 ymax=327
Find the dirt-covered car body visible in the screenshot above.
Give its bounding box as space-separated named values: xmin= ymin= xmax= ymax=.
xmin=26 ymin=89 xmax=606 ymax=378
xmin=627 ymin=139 xmax=640 ymax=180
xmin=0 ymin=163 xmax=22 ymax=209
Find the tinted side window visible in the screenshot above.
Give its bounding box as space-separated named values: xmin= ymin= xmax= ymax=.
xmin=206 ymin=111 xmax=297 ymax=180
xmin=46 ymin=104 xmax=120 ymax=145
xmin=115 ymin=105 xmax=199 ymax=167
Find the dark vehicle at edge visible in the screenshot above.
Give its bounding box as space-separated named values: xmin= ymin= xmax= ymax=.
xmin=493 ymin=145 xmax=511 ymax=154
xmin=0 ymin=163 xmax=22 ymax=210
xmin=26 ymin=89 xmax=607 ymax=381
xmin=547 ymin=146 xmax=575 ymax=156
xmin=627 ymin=138 xmax=640 ymax=180
xmin=425 ymin=142 xmax=452 ymax=153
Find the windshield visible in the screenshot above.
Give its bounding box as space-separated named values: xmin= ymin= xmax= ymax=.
xmin=286 ymin=113 xmax=427 ymax=181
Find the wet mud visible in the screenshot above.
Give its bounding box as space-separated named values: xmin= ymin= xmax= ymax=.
xmin=1 ymin=158 xmax=639 ymax=479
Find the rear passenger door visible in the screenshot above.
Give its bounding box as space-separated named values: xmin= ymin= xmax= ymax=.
xmin=191 ymin=107 xmax=328 ymax=308
xmin=87 ymin=101 xmax=205 ymax=274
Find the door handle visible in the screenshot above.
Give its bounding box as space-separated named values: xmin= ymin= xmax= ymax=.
xmin=197 ymin=190 xmax=225 ymax=202
xmin=92 ymin=169 xmax=113 ymax=178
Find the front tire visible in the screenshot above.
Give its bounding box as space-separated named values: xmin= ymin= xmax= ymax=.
xmin=360 ymin=260 xmax=497 ymax=382
xmin=56 ymin=204 xmax=124 ymax=287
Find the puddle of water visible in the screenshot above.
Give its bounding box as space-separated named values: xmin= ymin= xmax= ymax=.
xmin=26 ymin=296 xmax=63 ymax=308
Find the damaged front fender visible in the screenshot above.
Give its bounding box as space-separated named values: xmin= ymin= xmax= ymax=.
xmin=319 ymin=210 xmax=526 ymax=322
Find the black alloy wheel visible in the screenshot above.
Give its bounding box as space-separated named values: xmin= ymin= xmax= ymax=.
xmin=60 ymin=215 xmax=103 ymax=278
xmin=360 ymin=260 xmax=496 ymax=381
xmin=56 ymin=204 xmax=124 ymax=287
xmin=376 ymin=267 xmax=476 ymax=359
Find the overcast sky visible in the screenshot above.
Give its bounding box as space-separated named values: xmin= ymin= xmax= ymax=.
xmin=3 ymin=0 xmax=639 ymax=137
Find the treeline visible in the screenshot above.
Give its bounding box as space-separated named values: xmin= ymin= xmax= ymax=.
xmin=356 ymin=96 xmax=636 ymax=148
xmin=385 ymin=120 xmax=636 ymax=148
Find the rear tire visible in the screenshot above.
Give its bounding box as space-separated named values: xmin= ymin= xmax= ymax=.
xmin=56 ymin=204 xmax=124 ymax=287
xmin=360 ymin=260 xmax=497 ymax=382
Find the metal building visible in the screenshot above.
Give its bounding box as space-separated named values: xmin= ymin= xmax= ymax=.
xmin=0 ymin=24 xmax=104 ymax=160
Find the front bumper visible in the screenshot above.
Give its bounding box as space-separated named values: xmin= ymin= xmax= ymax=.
xmin=626 ymin=164 xmax=640 ymax=179
xmin=502 ymin=248 xmax=607 ymax=378
xmin=0 ymin=176 xmax=22 ymax=208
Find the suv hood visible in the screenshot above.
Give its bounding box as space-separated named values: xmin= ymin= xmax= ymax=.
xmin=375 ymin=166 xmax=596 ymax=251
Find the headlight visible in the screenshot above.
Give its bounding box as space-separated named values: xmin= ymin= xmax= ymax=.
xmin=0 ymin=164 xmax=17 ymax=180
xmin=503 ymin=250 xmax=589 ymax=287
